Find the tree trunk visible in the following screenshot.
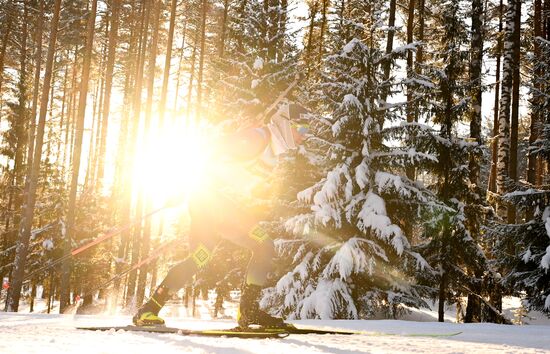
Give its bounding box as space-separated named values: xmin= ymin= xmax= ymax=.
xmin=0 ymin=2 xmax=13 ymax=97
xmin=126 ymin=0 xmax=151 ymax=306
xmin=196 ymin=0 xmax=208 ymax=119
xmin=159 ymin=0 xmax=177 ymax=125
xmin=6 ymin=0 xmax=62 ymax=313
xmin=406 ymin=0 xmax=416 ymax=125
xmin=416 ymin=0 xmax=425 ymax=68
xmin=219 ymin=0 xmax=229 ymax=58
xmin=526 ymin=0 xmax=542 ymax=220
xmin=63 ymin=47 xmax=79 ymax=170
xmin=496 ymin=0 xmax=516 ymax=203
xmin=110 ymin=0 xmax=140 ymax=311
xmin=29 ymin=280 xmax=36 ymax=313
xmin=60 ymin=0 xmax=99 ymax=313
xmin=28 ymin=0 xmax=44 ymax=170
xmin=14 ymin=1 xmax=29 ymax=187
xmin=136 ymin=0 xmax=161 ymax=306
xmin=5 ymin=4 xmax=30 ymax=292
xmin=506 ymin=0 xmax=521 ymax=223
xmin=173 ymin=20 xmax=187 ymax=115
xmin=56 ymin=63 xmax=69 ymax=163
xmin=317 ymin=0 xmax=328 ymax=63
xmin=185 ymin=27 xmax=200 ymax=120
xmin=488 ymin=0 xmax=503 ymax=193
xmin=464 ymin=0 xmax=484 ymax=323
xmin=438 ymin=269 xmax=446 ymax=322
xmin=468 ymin=0 xmax=483 ymax=184
xmin=305 ymin=0 xmax=318 ymax=76
xmin=96 ymin=0 xmax=121 ymax=190
xmin=381 ymin=0 xmax=396 ymax=105
xmin=405 ymin=0 xmax=416 ymax=181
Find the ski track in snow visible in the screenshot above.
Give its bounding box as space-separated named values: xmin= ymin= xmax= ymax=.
xmin=1 ymin=312 xmax=549 ymax=354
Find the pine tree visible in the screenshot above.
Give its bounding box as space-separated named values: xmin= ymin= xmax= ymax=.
xmin=264 ymin=19 xmax=440 ymax=318
xmin=7 ymin=0 xmax=63 ymax=312
xmin=487 ymin=18 xmax=550 ymax=316
xmin=488 ymin=188 xmax=550 ymax=314
xmin=410 ymin=0 xmax=492 ymax=323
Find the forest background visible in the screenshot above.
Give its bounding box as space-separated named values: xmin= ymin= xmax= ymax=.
xmin=0 ymin=0 xmax=549 ymax=325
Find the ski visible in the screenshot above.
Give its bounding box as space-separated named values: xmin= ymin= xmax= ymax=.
xmin=246 ymin=326 xmax=462 ymax=337
xmin=77 ymin=325 xmax=288 ymax=339
xmin=78 ymin=325 xmax=461 ymax=338
xmin=258 ymin=326 xmax=358 ymax=335
xmin=400 ymin=331 xmax=462 ymax=338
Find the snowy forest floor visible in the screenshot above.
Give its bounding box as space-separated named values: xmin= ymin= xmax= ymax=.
xmin=2 ymin=296 xmax=549 ymax=353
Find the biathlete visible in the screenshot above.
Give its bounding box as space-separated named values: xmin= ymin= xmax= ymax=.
xmin=133 ymin=102 xmax=309 ymax=328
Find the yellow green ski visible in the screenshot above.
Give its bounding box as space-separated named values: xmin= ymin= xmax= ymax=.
xmin=77 ymin=325 xmax=288 ymax=339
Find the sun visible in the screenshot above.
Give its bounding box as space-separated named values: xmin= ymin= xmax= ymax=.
xmin=132 ymin=118 xmax=213 ymax=208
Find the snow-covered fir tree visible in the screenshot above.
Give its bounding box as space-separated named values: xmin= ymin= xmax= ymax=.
xmin=488 ymin=189 xmax=550 ymax=315
xmin=412 ymin=0 xmax=495 ymax=322
xmin=263 ymin=1 xmax=450 ymax=319
xmin=486 ymin=35 xmax=550 ymax=316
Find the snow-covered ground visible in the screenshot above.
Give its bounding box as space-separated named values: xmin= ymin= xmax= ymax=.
xmin=2 ymin=297 xmax=549 ymax=354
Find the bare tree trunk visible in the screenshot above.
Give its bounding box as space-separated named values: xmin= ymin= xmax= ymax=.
xmin=159 ymin=0 xmax=177 ymax=125
xmin=56 ymin=63 xmax=69 ymax=163
xmin=496 ymin=0 xmax=517 ymax=203
xmin=528 ymin=0 xmax=542 ymax=187
xmin=60 ymin=0 xmax=99 ymax=313
xmin=405 ymin=0 xmax=416 ymax=181
xmin=381 ymin=0 xmax=396 ymax=105
xmin=468 ymin=0 xmax=483 ymax=184
xmin=111 ymin=0 xmax=140 ymax=311
xmin=488 ymin=0 xmax=503 ymax=193
xmin=438 ymin=268 xmax=446 ymax=322
xmin=63 ymin=48 xmax=79 ymax=171
xmin=406 ymin=0 xmax=416 ymax=124
xmin=6 ymin=0 xmax=62 ymax=312
xmin=85 ymin=77 xmax=102 ymax=189
xmin=0 ymin=2 xmax=13 ymax=98
xmin=173 ymin=20 xmax=187 ymax=115
xmin=29 ymin=280 xmax=36 ymax=312
xmin=277 ymin=0 xmax=288 ymax=63
xmin=416 ymin=0 xmax=425 ymax=68
xmin=526 ymin=0 xmax=542 ymax=221
xmin=90 ymin=41 xmax=106 ymax=188
xmin=219 ymin=0 xmax=229 ymax=58
xmin=305 ymin=0 xmax=318 ymax=76
xmin=10 ymin=1 xmax=30 ymax=259
xmin=2 ymin=4 xmax=30 ymax=304
xmin=196 ymin=0 xmax=208 ymax=119
xmin=464 ymin=0 xmax=484 ymax=324
xmin=317 ymin=0 xmax=328 ymax=63
xmin=96 ymin=0 xmax=121 ymax=190
xmin=536 ymin=0 xmax=549 ymax=186
xmin=27 ymin=0 xmax=44 ymax=170
xmin=186 ymin=27 xmax=200 ymax=120
xmin=136 ymin=0 xmax=161 ymax=306
xmin=507 ymin=0 xmax=521 ymax=223
xmin=126 ymin=0 xmax=151 ymax=306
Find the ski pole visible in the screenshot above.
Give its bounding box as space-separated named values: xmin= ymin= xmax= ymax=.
xmin=76 ymin=238 xmax=182 ymax=301
xmin=22 ymin=204 xmax=173 ymax=283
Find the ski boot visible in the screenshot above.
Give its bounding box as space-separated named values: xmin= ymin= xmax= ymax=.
xmin=132 ymin=285 xmax=170 ymax=326
xmin=237 ymin=283 xmax=291 ymax=330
